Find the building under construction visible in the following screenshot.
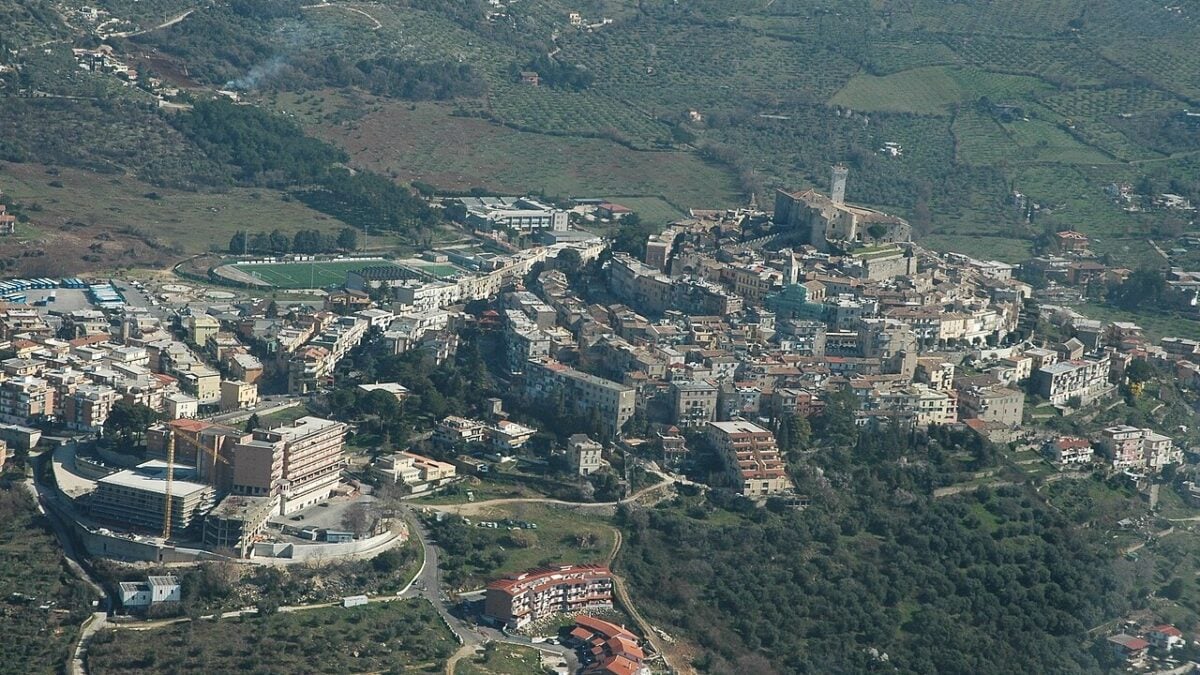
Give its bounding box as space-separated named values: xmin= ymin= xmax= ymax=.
xmin=91 ymin=415 xmax=347 ymax=548
xmin=90 ymin=461 xmax=216 ymax=534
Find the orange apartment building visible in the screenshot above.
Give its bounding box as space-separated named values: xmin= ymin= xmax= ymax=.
xmin=484 ymin=564 xmax=614 ymax=629
xmin=707 ymin=420 xmax=793 ymax=497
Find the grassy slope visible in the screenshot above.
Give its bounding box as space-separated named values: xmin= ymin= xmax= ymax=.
xmin=830 ymin=67 xmax=1051 ymax=115
xmin=278 ymin=95 xmax=741 ymax=213
xmin=0 ymin=163 xmax=354 ymax=255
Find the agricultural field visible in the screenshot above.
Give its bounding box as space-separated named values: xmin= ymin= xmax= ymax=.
xmin=284 ymin=97 xmax=741 ymax=212
xmin=86 ymin=600 xmax=456 ymax=674
xmin=4 ymin=0 xmax=1200 ymax=273
xmin=830 ymin=67 xmax=1051 ymax=116
xmin=228 ymin=258 xmax=388 ymax=289
xmin=0 ymin=162 xmax=353 ymax=272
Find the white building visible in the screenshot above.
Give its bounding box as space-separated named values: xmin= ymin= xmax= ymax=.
xmin=119 ymin=575 xmax=181 ymax=609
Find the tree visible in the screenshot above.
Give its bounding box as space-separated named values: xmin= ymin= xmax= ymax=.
xmin=228 ymin=231 xmax=247 ymax=254
xmin=103 ymin=401 xmax=161 ymax=450
xmin=1125 ymin=359 xmax=1155 ymax=385
xmin=337 ymin=227 xmax=358 ymax=251
xmin=268 ymin=229 xmax=291 ymax=254
xmin=244 ymin=413 xmax=261 ymax=432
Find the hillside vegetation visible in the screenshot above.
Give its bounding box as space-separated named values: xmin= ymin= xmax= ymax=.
xmin=3 ymin=0 xmax=1198 ymax=262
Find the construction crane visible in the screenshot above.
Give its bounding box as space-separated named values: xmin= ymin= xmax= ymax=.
xmin=161 ymin=427 xmax=230 ymax=540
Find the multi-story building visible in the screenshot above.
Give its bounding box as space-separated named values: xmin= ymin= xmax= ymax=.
xmin=1044 ymin=437 xmax=1094 ymax=466
xmin=1098 ymin=425 xmax=1180 ymax=472
xmin=568 ymin=434 xmax=603 ymax=476
xmin=229 ymin=416 xmax=347 ymax=514
xmin=484 ymin=564 xmax=614 ymax=629
xmin=164 ymin=392 xmax=198 ymax=420
xmin=956 ymin=385 xmax=1024 ymax=427
xmin=525 ymin=359 xmax=636 ymax=438
xmin=707 ymin=421 xmax=792 ymax=497
xmin=671 ymin=380 xmax=718 ymax=427
xmin=373 ymin=451 xmax=457 ymax=486
xmin=187 ymin=315 xmax=220 ymax=345
xmin=1034 ymin=354 xmax=1112 ymax=406
xmin=227 ymin=353 xmax=264 ymax=385
xmin=433 ymin=416 xmax=488 ymax=450
xmin=203 ymin=494 xmax=275 ymax=558
xmin=219 ymin=379 xmax=259 ymax=411
xmin=63 ymin=383 xmax=119 ymax=432
xmin=91 ymin=466 xmax=216 ymax=534
xmin=0 ymin=376 xmax=55 ymax=425
xmin=457 ymin=196 xmax=569 ymax=232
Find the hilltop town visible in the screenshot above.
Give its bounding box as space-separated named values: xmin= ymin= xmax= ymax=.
xmin=0 ymin=158 xmax=1197 ymax=673
xmin=4 ymin=0 xmax=1200 ymax=672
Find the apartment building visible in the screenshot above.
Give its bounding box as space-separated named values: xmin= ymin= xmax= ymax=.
xmin=1044 ymin=437 xmax=1094 ymax=466
xmin=671 ymin=380 xmax=718 ymax=427
xmin=484 ymin=564 xmax=614 ymax=629
xmin=227 ymin=352 xmax=264 ymax=384
xmin=568 ymin=434 xmax=603 ymax=476
xmin=63 ymin=383 xmax=119 ymax=432
xmin=433 ymin=416 xmax=488 ymax=449
xmin=1098 ymin=425 xmax=1180 ymax=472
xmin=956 ymin=385 xmax=1024 ymax=427
xmin=219 ymin=379 xmax=259 ymax=412
xmin=1034 ymin=354 xmax=1112 ymax=406
xmin=230 ymin=416 xmax=347 ymax=514
xmin=525 ymin=359 xmax=636 ymax=438
xmin=0 ymin=375 xmax=55 ymax=425
xmin=187 ymin=314 xmax=220 ymax=345
xmin=707 ymin=420 xmax=792 ymax=497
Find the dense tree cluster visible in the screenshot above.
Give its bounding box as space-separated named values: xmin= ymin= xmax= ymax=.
xmin=169 ymin=99 xmax=345 ymax=188
xmin=101 ymin=400 xmax=160 ymax=451
xmin=171 ymin=100 xmax=437 ymax=238
xmin=1107 ymin=268 xmax=1167 ymax=311
xmin=618 ymin=420 xmax=1131 ymax=674
xmin=228 ymin=227 xmax=357 ymax=255
xmin=293 ymin=170 xmax=439 ymax=236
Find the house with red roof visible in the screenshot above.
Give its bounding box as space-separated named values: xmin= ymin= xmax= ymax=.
xmin=1107 ymin=633 xmax=1149 ymax=663
xmin=568 ymin=615 xmax=651 ymax=675
xmin=1148 ymin=624 xmax=1185 ymax=651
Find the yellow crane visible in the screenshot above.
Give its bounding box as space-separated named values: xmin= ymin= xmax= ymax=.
xmin=161 ymin=427 xmax=230 ymax=540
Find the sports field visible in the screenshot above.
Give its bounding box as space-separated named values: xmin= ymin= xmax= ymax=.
xmin=229 ymin=258 xmax=387 ymax=289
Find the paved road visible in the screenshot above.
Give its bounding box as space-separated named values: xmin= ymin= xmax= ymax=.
xmin=396 ymin=507 xmax=578 ymax=675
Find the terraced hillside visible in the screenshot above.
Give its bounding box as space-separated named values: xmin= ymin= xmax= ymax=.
xmin=0 ymin=0 xmax=1198 ymax=265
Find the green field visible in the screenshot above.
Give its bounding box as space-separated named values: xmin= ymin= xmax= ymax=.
xmin=280 ymin=97 xmax=742 ymax=212
xmin=430 ymin=503 xmax=614 ymax=590
xmin=455 ymin=644 xmax=548 ymax=675
xmin=230 ymin=258 xmax=388 ymax=289
xmin=830 ymin=66 xmax=1051 ymax=115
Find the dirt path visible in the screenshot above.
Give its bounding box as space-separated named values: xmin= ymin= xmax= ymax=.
xmin=301 ymin=3 xmax=383 ymax=30
xmin=426 ymin=476 xmax=675 ymax=517
xmin=106 ymin=9 xmax=195 ymax=38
